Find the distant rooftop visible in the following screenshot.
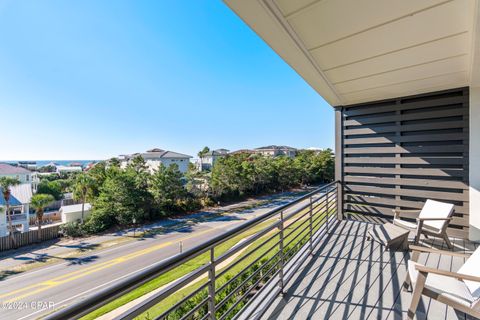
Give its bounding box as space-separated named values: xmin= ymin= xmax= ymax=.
xmin=122 ymin=148 xmax=192 ymax=160
xmin=0 ymin=163 xmax=31 ymax=175
xmin=204 ymin=149 xmax=230 ymax=156
xmin=254 ymin=145 xmax=297 ymax=150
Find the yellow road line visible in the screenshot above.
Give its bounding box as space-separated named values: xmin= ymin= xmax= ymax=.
xmin=1 ymin=228 xmax=215 ymax=302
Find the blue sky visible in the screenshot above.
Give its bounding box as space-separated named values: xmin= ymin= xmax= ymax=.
xmin=0 ymin=0 xmax=333 ymax=160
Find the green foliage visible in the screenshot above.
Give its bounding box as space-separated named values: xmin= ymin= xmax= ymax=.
xmin=73 ymin=173 xmax=95 ymax=203
xmin=30 ymin=193 xmax=55 ymax=210
xmin=210 ymin=149 xmax=334 ymax=200
xmin=0 ymin=176 xmax=20 ymax=193
xmin=197 ymin=146 xmax=210 ymax=158
xmin=86 ymin=166 xmax=152 ymax=232
xmin=149 ymin=163 xmax=186 ymax=213
xmin=31 ymin=193 xmax=55 ymax=226
xmin=37 ymin=180 xmax=63 ymax=200
xmin=70 ymin=150 xmax=334 ymax=235
xmin=60 ymin=221 xmax=87 ymax=238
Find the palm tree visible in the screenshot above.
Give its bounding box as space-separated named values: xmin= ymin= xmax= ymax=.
xmin=0 ymin=177 xmax=20 ymax=246
xmin=197 ymin=146 xmax=210 ymax=171
xmin=73 ymin=174 xmax=94 ymax=223
xmin=30 ymin=194 xmax=55 ymax=240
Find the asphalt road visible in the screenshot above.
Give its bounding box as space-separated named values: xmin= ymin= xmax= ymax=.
xmin=0 ymin=190 xmax=316 ymax=320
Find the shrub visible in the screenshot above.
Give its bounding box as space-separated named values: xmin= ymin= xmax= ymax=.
xmin=60 ymin=221 xmax=87 ymax=238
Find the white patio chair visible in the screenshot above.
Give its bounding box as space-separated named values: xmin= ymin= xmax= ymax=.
xmin=404 ymin=245 xmax=480 ymax=319
xmin=393 ymin=199 xmax=454 ymax=248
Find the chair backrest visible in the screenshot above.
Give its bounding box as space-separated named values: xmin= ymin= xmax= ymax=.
xmin=419 ymin=199 xmax=454 ymax=232
xmin=458 ymin=247 xmax=480 ymax=301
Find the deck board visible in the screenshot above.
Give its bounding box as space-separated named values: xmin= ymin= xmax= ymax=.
xmin=261 ymin=219 xmax=478 ymax=320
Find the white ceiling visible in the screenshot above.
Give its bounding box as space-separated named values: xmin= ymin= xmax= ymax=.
xmin=224 ymin=0 xmax=480 ymax=106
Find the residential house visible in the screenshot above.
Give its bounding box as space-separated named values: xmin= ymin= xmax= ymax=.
xmin=198 ymin=149 xmax=230 ymax=171
xmin=253 ymin=145 xmax=297 ymax=157
xmin=120 ymin=148 xmax=193 ymax=173
xmin=60 ymin=203 xmax=92 ymax=223
xmin=0 ymin=163 xmax=33 ymax=236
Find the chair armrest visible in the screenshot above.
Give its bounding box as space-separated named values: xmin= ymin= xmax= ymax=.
xmin=393 ymin=209 xmax=420 ymax=219
xmin=416 ymin=217 xmax=452 ymax=221
xmin=409 ymin=245 xmax=469 ymax=258
xmin=415 ymin=264 xmax=480 ymax=282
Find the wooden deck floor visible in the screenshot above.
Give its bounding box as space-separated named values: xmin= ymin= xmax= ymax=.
xmin=261 ymin=218 xmax=479 ymax=320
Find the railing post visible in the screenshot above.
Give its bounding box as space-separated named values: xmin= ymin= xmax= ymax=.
xmin=326 ymin=188 xmax=330 ymax=232
xmin=208 ymin=247 xmax=216 ymax=320
xmin=308 ymin=197 xmax=313 ymax=255
xmin=278 ymin=211 xmax=285 ymax=294
xmin=335 ymin=107 xmax=345 ymax=221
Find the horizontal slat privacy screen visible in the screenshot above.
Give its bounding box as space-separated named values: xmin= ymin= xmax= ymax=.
xmin=341 ymin=87 xmax=469 ymax=239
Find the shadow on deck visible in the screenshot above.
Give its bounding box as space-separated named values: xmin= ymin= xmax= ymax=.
xmin=262 ymin=218 xmax=478 ymax=320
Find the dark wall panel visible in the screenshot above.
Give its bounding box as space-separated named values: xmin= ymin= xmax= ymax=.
xmin=340 ymin=87 xmax=469 ymax=239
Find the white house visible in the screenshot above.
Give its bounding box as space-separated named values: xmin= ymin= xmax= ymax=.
xmin=253 ymin=145 xmax=297 ymax=158
xmin=0 ymin=163 xmax=33 ymax=236
xmin=120 ymin=148 xmax=192 ymax=173
xmin=198 ymin=149 xmax=229 ymax=171
xmin=60 ymin=203 xmax=92 ymax=223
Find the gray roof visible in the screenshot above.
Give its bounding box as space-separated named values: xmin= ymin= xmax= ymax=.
xmin=204 ymin=149 xmax=230 ymax=156
xmin=10 ymin=184 xmax=33 ymax=204
xmin=254 ymin=145 xmax=297 ymax=151
xmin=60 ymin=203 xmax=92 ymax=214
xmin=123 ymin=148 xmax=192 ymax=160
xmin=0 ymin=188 xmax=23 ymax=206
xmin=0 ymin=163 xmax=31 ymax=175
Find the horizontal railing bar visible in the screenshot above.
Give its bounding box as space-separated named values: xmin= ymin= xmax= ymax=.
xmin=216 ymin=239 xmax=280 ymax=294
xmin=154 ymin=282 xmax=209 ymax=320
xmin=219 ymin=260 xmax=281 ymax=320
xmin=178 ymin=296 xmax=209 ymax=320
xmin=282 ymin=195 xmax=327 ymax=222
xmin=216 ymin=251 xmax=281 ymax=310
xmin=216 ymin=231 xmax=279 ymax=280
xmin=281 ymin=191 xmax=329 ymax=222
xmin=283 ymin=214 xmax=311 ymax=240
xmin=282 ymin=202 xmax=310 ymax=222
xmin=284 ymin=214 xmax=327 ymax=250
xmin=215 ymin=219 xmax=280 ymax=265
xmin=114 ymin=264 xmax=211 ymax=319
xmin=283 ymin=208 xmax=312 ymax=233
xmin=198 ymin=312 xmax=210 ymax=320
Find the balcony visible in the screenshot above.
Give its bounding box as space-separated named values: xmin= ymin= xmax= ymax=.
xmin=44 ymin=182 xmax=478 ymax=320
xmin=255 ymin=217 xmax=478 ymax=320
xmin=9 ymin=213 xmax=28 ymax=223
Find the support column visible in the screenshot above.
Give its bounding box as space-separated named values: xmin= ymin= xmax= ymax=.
xmin=335 ymin=106 xmax=344 ymax=220
xmin=470 ymin=86 xmax=480 ymax=242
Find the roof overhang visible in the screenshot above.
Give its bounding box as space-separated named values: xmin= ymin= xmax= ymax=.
xmin=224 ymin=0 xmax=480 ymax=106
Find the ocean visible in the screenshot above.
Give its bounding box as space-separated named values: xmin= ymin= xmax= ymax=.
xmin=5 ymin=160 xmax=99 ymax=167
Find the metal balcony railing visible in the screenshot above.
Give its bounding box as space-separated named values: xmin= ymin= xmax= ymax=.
xmin=45 ymin=181 xmax=339 ymax=320
xmin=10 ymin=213 xmax=27 ymax=222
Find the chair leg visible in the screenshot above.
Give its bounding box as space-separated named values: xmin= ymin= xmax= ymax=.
xmin=403 ymin=272 xmax=411 ymax=292
xmin=407 ymin=271 xmax=427 ymax=320
xmin=414 ymin=227 xmax=421 ymax=245
xmin=443 ymin=233 xmax=453 ymax=249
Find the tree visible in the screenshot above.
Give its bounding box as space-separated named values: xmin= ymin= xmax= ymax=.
xmin=197 ymin=146 xmax=210 ymax=171
xmin=30 ymin=194 xmax=55 ymax=238
xmin=73 ymin=173 xmax=95 ymax=223
xmin=37 ymin=180 xmax=63 ymax=200
xmin=150 ymin=164 xmax=186 ymax=212
xmin=0 ymin=177 xmax=20 ymax=246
